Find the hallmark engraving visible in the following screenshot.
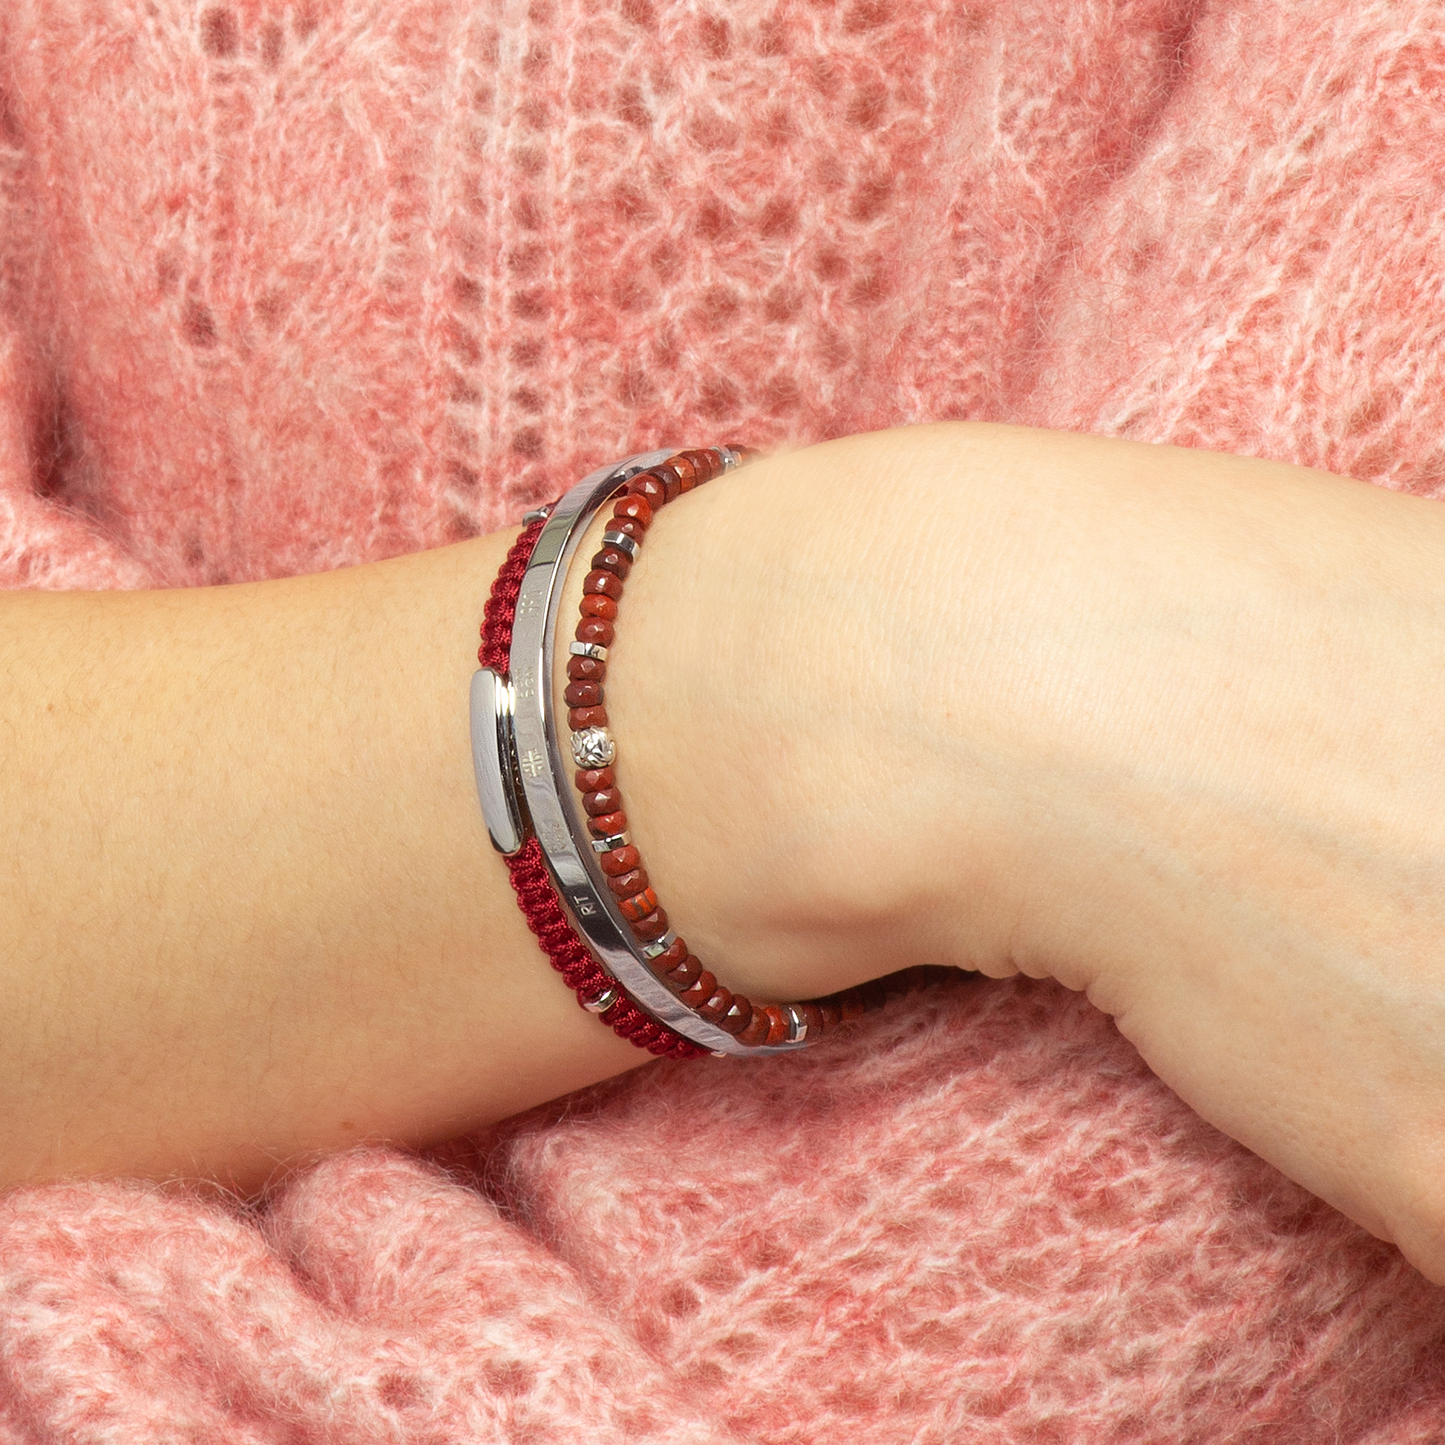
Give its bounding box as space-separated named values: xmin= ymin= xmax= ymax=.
xmin=519 ymin=748 xmax=547 ymax=779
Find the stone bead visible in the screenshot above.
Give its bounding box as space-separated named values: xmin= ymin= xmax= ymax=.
xmin=839 ymin=991 xmax=866 ymax=1021
xmin=599 ymin=844 xmax=641 ymax=876
xmin=683 ymin=448 xmax=719 ymax=482
xmin=590 ymin=545 xmax=632 ymax=580
xmin=611 ymin=516 xmax=647 ymax=542
xmin=564 ymin=681 xmax=603 ymax=708
xmin=569 ymin=704 xmax=608 ymax=730
xmin=606 ymin=867 xmax=649 ymax=896
xmin=576 ymin=617 xmax=615 ymax=646
xmin=627 ymin=473 xmax=668 ymax=510
xmin=567 ymin=656 xmax=606 ymax=683
xmin=574 ymin=766 xmax=614 ymax=793
xmin=632 ymin=907 xmax=670 ymax=942
xmin=583 ymin=787 xmax=621 ymax=817
xmin=695 ymin=986 xmax=733 ymax=1024
xmin=580 ymin=594 xmax=618 ymax=620
xmin=612 ymin=494 xmax=653 ymax=529
xmin=652 ymin=937 xmax=690 ymax=971
xmin=654 ymin=462 xmax=683 ymax=503
xmin=737 ymin=1009 xmax=772 ymax=1046
xmin=583 ymin=569 xmax=624 ymax=601
xmin=618 ymin=887 xmax=659 ymax=922
xmin=664 ymin=953 xmax=702 ymax=989
xmin=587 ymin=809 xmax=628 ymax=838
xmin=663 ymin=456 xmax=694 ymax=499
xmin=818 ymin=999 xmax=843 ymax=1029
xmin=678 ymin=969 xmax=718 ymax=1008
xmin=717 ymin=995 xmax=753 ymax=1034
xmin=762 ymin=1005 xmax=789 ymax=1046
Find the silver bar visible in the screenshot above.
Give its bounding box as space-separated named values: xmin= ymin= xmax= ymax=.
xmin=506 ymin=449 xmax=803 ymax=1057
xmin=591 ymin=832 xmax=631 ymax=852
xmin=569 ymin=641 xmax=609 ymax=662
xmin=583 ymin=985 xmax=620 ymax=1014
xmin=601 ymin=530 xmax=639 ymax=560
xmin=470 ymin=668 xmax=527 ymax=856
xmin=642 ymin=932 xmax=679 ymax=959
xmin=786 ymin=1004 xmax=809 ymax=1045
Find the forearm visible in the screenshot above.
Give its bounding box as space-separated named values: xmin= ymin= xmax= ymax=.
xmin=6 ymin=423 xmax=1445 ymax=1281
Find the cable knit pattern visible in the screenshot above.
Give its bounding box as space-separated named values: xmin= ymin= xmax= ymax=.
xmin=3 ymin=0 xmax=1445 ymax=1438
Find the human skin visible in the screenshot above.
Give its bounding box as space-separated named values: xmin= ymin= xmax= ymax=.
xmin=3 ymin=422 xmax=1445 ymax=1282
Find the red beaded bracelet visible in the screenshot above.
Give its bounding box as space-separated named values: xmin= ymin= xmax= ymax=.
xmin=475 ymin=446 xmax=900 ymax=1056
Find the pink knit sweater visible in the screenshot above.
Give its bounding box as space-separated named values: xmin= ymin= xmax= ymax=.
xmin=4 ymin=1 xmax=1445 ymax=1439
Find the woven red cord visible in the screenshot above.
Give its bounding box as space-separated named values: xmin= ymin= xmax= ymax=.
xmin=480 ymin=517 xmax=705 ymax=1061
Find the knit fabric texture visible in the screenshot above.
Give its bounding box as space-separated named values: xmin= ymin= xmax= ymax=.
xmin=4 ymin=1 xmax=1445 ymax=1439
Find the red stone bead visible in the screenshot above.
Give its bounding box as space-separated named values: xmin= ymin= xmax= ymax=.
xmin=664 ymin=456 xmax=695 ymax=498
xmin=796 ymin=1002 xmax=825 ymax=1036
xmin=653 ymin=462 xmax=683 ymax=503
xmin=583 ymin=569 xmax=624 ymax=601
xmin=590 ymin=546 xmax=632 ymax=580
xmin=763 ymin=1005 xmax=789 ymax=1046
xmin=576 ymin=618 xmax=615 ymax=646
xmin=580 ymin=595 xmax=618 ymax=621
xmin=612 ymin=494 xmax=653 ymax=529
xmin=678 ymin=969 xmax=718 ymax=1008
xmin=569 ymin=705 xmax=608 ymax=730
xmin=627 ymin=473 xmax=668 ymax=510
xmin=817 ymin=998 xmax=843 ymax=1029
xmin=695 ymin=986 xmax=733 ymax=1023
xmin=632 ymin=907 xmax=670 ymax=942
xmin=564 ymin=681 xmax=603 ymax=708
xmin=683 ymin=448 xmax=719 ymax=483
xmin=610 ymin=516 xmax=647 ymax=542
xmin=583 ymin=787 xmax=621 ymax=817
xmin=717 ymin=995 xmax=753 ymax=1034
xmin=575 ymin=767 xmax=614 ymax=793
xmin=618 ymin=887 xmax=659 ymax=922
xmin=606 ymin=867 xmax=649 ymax=896
xmin=567 ymin=656 xmax=606 ymax=682
xmin=737 ymin=1009 xmax=771 ymax=1046
xmin=652 ymin=937 xmax=690 ymax=971
xmin=664 ymin=953 xmax=702 ymax=988
xmin=587 ymin=810 xmax=628 ymax=838
xmin=839 ymin=991 xmax=866 ymax=1021
xmin=599 ymin=845 xmax=641 ymax=876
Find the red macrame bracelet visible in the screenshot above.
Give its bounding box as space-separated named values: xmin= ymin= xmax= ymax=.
xmin=480 ymin=517 xmax=704 ymax=1060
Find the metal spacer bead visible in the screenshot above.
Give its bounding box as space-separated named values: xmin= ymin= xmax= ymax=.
xmin=641 ymin=931 xmax=679 ymax=960
xmin=571 ymin=726 xmax=616 ymax=768
xmin=786 ymin=1004 xmax=809 ymax=1045
xmin=523 ymin=504 xmax=553 ymax=524
xmin=583 ymin=985 xmax=620 ymax=1014
xmin=719 ymin=447 xmax=741 ymax=471
xmin=601 ymin=530 xmax=639 ymax=561
xmin=591 ymin=832 xmax=631 ymax=852
xmin=569 ymin=641 xmax=609 ymax=662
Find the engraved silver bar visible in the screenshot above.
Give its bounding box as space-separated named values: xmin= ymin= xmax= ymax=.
xmin=470 ymin=667 xmax=527 ymax=856
xmin=506 ymin=449 xmax=803 ymax=1057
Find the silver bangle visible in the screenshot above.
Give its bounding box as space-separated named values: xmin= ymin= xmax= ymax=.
xmin=470 ymin=450 xmax=804 ymax=1057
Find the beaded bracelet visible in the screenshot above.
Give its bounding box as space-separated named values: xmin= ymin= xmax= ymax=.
xmin=471 ymin=446 xmax=893 ymax=1057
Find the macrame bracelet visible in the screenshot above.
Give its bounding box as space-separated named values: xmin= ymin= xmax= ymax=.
xmin=471 ymin=446 xmax=894 ymax=1057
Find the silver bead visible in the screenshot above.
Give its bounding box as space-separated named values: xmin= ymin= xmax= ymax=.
xmin=786 ymin=1004 xmax=809 ymax=1045
xmin=583 ymin=985 xmax=620 ymax=1014
xmin=571 ymin=726 xmax=616 ymax=768
xmin=642 ymin=932 xmax=679 ymax=959
xmin=601 ymin=530 xmax=639 ymax=560
xmin=591 ymin=832 xmax=631 ymax=852
xmin=522 ymin=504 xmax=553 ymax=524
xmin=569 ymin=641 xmax=609 ymax=662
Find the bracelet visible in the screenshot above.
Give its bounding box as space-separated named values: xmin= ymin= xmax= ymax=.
xmin=471 ymin=446 xmax=892 ymax=1057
